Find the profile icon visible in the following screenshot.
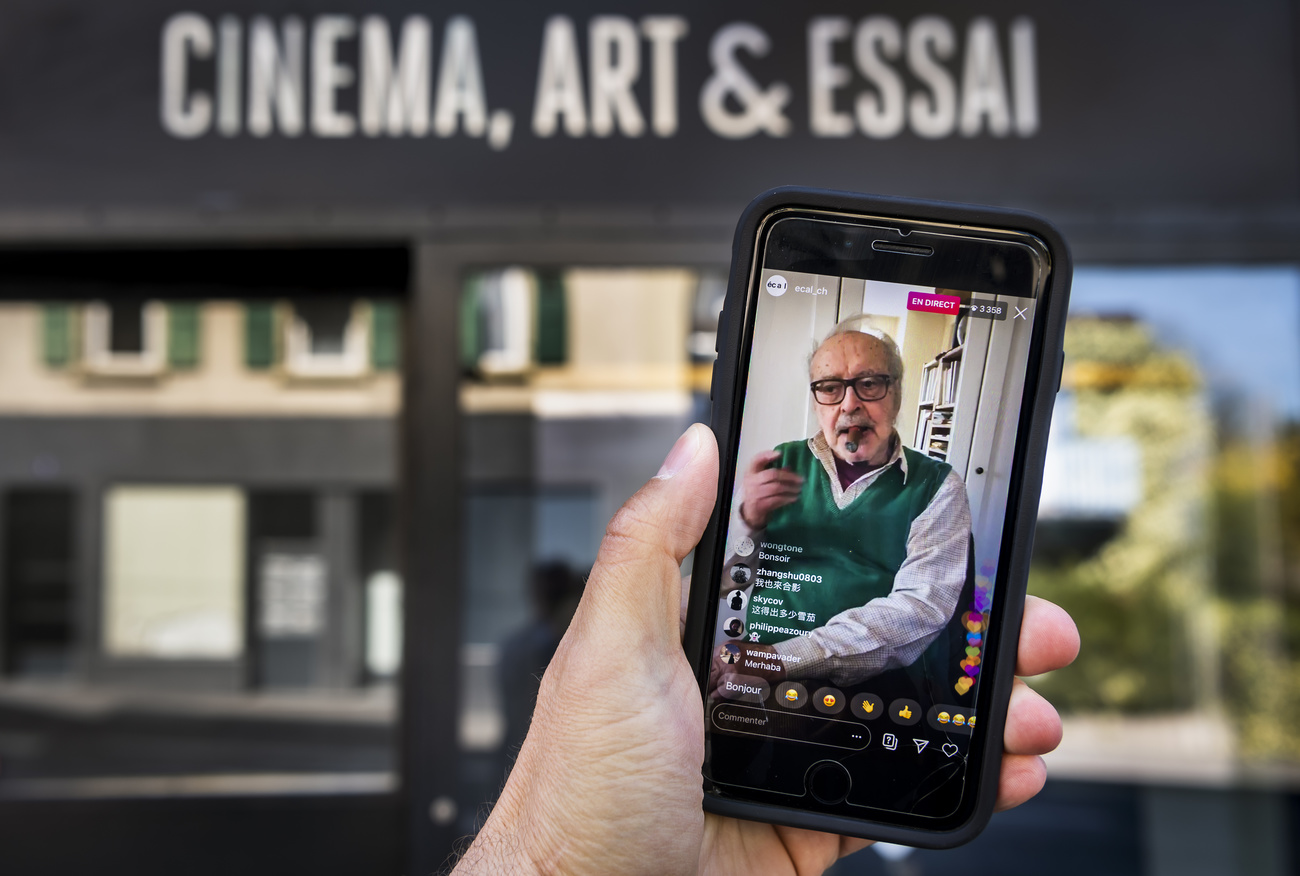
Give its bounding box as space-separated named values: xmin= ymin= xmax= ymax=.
xmin=730 ymin=563 xmax=752 ymax=585
xmin=719 ymin=642 xmax=741 ymax=665
xmin=724 ymin=617 xmax=745 ymax=638
xmin=726 ymin=589 xmax=747 ymax=611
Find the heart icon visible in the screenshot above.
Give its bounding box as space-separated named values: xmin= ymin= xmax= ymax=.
xmin=941 ymin=743 xmax=959 ymax=758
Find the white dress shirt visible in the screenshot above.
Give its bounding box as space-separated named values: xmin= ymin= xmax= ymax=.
xmin=728 ymin=432 xmax=971 ymax=685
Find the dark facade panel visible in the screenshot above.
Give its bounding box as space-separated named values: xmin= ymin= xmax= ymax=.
xmin=0 ymin=417 xmax=397 ymax=485
xmin=463 ymin=413 xmax=535 ymax=482
xmin=0 ymin=1 xmax=1292 ymax=235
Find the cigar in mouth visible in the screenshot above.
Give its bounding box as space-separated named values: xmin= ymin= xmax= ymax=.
xmin=845 ymin=427 xmax=862 ymax=453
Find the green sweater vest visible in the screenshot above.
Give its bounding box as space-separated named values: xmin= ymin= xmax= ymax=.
xmin=748 ymin=440 xmax=950 ymax=645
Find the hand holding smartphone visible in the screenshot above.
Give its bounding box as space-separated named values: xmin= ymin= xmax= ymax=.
xmin=684 ymin=187 xmax=1072 ymax=847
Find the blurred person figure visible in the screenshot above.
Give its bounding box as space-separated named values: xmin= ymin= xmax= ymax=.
xmin=498 ymin=561 xmax=586 ymax=768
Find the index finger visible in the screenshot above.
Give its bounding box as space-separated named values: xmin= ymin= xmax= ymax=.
xmin=746 ymin=449 xmax=782 ymax=474
xmin=1016 ymin=596 xmax=1080 ymax=677
xmin=752 ymin=468 xmax=805 ymax=490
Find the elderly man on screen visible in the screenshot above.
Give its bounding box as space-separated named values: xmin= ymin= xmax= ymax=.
xmin=720 ymin=318 xmax=971 ymax=688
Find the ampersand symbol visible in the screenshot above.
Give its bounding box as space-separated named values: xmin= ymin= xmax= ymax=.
xmin=699 ymin=23 xmax=791 ymax=139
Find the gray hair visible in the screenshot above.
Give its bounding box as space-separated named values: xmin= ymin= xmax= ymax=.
xmin=809 ymin=316 xmax=905 ymax=382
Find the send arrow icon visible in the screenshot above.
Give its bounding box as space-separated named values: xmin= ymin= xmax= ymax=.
xmin=913 ymin=739 xmax=929 ymax=753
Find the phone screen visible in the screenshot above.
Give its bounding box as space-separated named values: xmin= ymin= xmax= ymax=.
xmin=704 ymin=213 xmax=1051 ymax=827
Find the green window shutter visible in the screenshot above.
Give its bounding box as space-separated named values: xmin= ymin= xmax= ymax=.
xmin=460 ymin=275 xmax=483 ymax=372
xmin=245 ymin=302 xmax=277 ymax=369
xmin=167 ymin=303 xmax=201 ymax=369
xmin=42 ymin=304 xmax=73 ymax=368
xmin=371 ymin=300 xmax=400 ymax=370
xmin=535 ymin=270 xmax=567 ymax=366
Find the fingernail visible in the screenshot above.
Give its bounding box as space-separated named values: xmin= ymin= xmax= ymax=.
xmin=656 ymin=424 xmax=703 ymax=480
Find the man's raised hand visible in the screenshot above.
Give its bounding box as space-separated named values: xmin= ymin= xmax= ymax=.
xmin=738 ymin=449 xmax=804 ymax=529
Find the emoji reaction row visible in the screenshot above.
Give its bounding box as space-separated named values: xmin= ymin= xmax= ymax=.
xmin=716 ymin=673 xmax=977 ymax=735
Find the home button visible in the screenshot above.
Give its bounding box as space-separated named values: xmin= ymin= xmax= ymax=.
xmin=805 ymin=761 xmax=852 ymax=805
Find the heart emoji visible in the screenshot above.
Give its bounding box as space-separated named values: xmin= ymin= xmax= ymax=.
xmin=941 ymin=743 xmax=959 ymax=758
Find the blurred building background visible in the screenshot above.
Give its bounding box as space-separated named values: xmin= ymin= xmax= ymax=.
xmin=1 ymin=2 xmax=1299 ymax=874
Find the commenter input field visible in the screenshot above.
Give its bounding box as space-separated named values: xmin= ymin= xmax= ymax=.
xmin=711 ymin=703 xmax=871 ymax=750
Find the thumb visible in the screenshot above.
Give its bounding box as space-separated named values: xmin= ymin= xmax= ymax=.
xmin=579 ymin=423 xmax=719 ymax=645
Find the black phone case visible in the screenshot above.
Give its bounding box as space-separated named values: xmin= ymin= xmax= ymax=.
xmin=684 ymin=186 xmax=1073 ymax=848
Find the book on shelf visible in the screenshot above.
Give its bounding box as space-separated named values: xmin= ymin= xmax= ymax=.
xmin=940 ymin=360 xmax=960 ymax=406
xmin=914 ymin=409 xmax=932 ymax=448
xmin=920 ymin=363 xmax=939 ymax=405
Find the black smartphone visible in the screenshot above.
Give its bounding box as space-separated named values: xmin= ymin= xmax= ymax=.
xmin=684 ymin=187 xmax=1071 ymax=847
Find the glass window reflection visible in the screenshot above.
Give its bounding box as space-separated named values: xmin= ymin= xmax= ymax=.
xmin=1032 ymin=267 xmax=1300 ymax=776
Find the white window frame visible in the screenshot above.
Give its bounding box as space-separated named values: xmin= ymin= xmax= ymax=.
xmin=284 ymin=300 xmax=370 ymax=378
xmin=477 ymin=268 xmax=535 ymax=377
xmin=83 ymin=300 xmax=167 ymax=376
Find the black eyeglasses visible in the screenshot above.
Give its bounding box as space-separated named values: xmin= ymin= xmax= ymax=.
xmin=810 ymin=375 xmax=893 ymax=405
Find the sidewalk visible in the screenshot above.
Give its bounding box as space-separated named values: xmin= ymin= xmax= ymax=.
xmin=0 ymin=681 xmax=397 ymax=799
